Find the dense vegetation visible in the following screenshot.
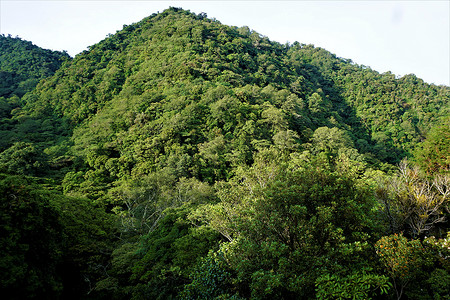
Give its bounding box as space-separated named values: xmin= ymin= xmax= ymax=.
xmin=0 ymin=34 xmax=70 ymax=99
xmin=1 ymin=8 xmax=449 ymax=299
xmin=0 ymin=35 xmax=71 ymax=152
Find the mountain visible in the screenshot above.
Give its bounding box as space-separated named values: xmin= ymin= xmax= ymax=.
xmin=14 ymin=8 xmax=449 ymax=184
xmin=0 ymin=35 xmax=71 ymax=151
xmin=1 ymin=8 xmax=449 ymax=299
xmin=0 ymin=34 xmax=70 ymax=98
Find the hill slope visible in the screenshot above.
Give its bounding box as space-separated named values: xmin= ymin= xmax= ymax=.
xmin=0 ymin=34 xmax=70 ymax=98
xmin=13 ymin=8 xmax=449 ymax=186
xmin=0 ymin=35 xmax=71 ymax=152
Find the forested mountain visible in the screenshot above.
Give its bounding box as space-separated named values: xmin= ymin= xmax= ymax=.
xmin=1 ymin=8 xmax=449 ymax=299
xmin=0 ymin=35 xmax=71 ymax=151
xmin=0 ymin=34 xmax=70 ymax=98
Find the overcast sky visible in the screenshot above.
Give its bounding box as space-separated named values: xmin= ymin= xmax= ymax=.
xmin=1 ymin=1 xmax=449 ymax=86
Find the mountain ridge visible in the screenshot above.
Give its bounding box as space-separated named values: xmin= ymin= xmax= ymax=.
xmin=0 ymin=34 xmax=71 ymax=98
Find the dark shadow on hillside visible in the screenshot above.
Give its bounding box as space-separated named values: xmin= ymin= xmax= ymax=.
xmin=297 ymin=62 xmax=407 ymax=164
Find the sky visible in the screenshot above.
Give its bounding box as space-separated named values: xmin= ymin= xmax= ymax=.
xmin=1 ymin=1 xmax=449 ymax=86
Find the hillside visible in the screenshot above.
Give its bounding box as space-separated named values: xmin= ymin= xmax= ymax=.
xmin=0 ymin=35 xmax=71 ymax=151
xmin=1 ymin=8 xmax=449 ymax=299
xmin=0 ymin=34 xmax=70 ymax=98
xmin=14 ymin=8 xmax=449 ymax=182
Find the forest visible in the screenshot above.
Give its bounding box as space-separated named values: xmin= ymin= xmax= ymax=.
xmin=0 ymin=7 xmax=449 ymax=299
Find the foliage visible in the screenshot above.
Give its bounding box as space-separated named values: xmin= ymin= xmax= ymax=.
xmin=180 ymin=250 xmax=239 ymax=300
xmin=414 ymin=117 xmax=450 ymax=175
xmin=0 ymin=7 xmax=449 ymax=299
xmin=0 ymin=173 xmax=116 ymax=299
xmin=0 ymin=142 xmax=48 ymax=176
xmin=0 ymin=34 xmax=70 ymax=98
xmin=0 ymin=175 xmax=64 ymax=298
xmin=375 ymin=233 xmax=424 ymax=300
xmin=375 ymin=159 xmax=449 ymax=237
xmin=51 ymin=193 xmax=117 ymax=298
xmin=129 ymin=207 xmax=221 ymax=300
xmin=191 ymin=149 xmax=382 ymax=298
xmin=315 ymin=270 xmax=391 ymax=300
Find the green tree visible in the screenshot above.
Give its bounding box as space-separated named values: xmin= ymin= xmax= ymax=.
xmin=180 ymin=250 xmax=238 ymax=300
xmin=375 ymin=233 xmax=424 ymax=300
xmin=0 ymin=142 xmax=47 ymax=176
xmin=130 ymin=207 xmax=221 ymax=300
xmin=192 ymin=149 xmax=382 ymax=298
xmin=414 ymin=117 xmax=450 ymax=175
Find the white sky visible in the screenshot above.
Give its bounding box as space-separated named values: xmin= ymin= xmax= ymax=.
xmin=1 ymin=1 xmax=449 ymax=86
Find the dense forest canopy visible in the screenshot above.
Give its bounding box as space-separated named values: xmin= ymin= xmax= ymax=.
xmin=0 ymin=34 xmax=70 ymax=99
xmin=1 ymin=7 xmax=449 ymax=299
xmin=0 ymin=34 xmax=71 ymax=152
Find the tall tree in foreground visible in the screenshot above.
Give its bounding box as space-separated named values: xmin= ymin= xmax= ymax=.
xmin=191 ymin=149 xmax=390 ymax=298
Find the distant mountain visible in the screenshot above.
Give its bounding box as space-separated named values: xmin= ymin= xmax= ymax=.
xmin=0 ymin=35 xmax=71 ymax=152
xmin=0 ymin=34 xmax=71 ymax=98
